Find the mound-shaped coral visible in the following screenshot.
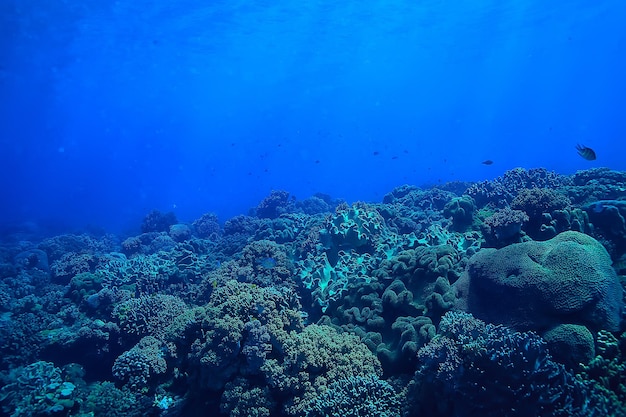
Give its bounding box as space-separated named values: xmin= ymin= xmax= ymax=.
xmin=455 ymin=231 xmax=622 ymax=333
xmin=112 ymin=336 xmax=167 ymax=391
xmin=176 ymin=280 xmax=381 ymax=416
xmin=443 ymin=196 xmax=475 ymax=232
xmin=481 ymin=207 xmax=529 ymax=248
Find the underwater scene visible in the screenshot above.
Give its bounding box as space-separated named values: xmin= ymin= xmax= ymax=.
xmin=1 ymin=1 xmax=626 ymax=416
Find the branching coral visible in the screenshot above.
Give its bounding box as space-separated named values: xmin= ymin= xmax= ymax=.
xmin=112 ymin=336 xmax=167 ymax=392
xmin=412 ymin=312 xmax=624 ymax=417
xmin=305 ymin=374 xmax=401 ymax=417
xmin=113 ymin=294 xmax=188 ymax=342
xmin=481 ymin=207 xmax=529 ymax=248
xmin=192 ymin=212 xmax=221 ymax=239
xmin=0 ymin=361 xmax=78 ymax=416
xmin=255 ymin=190 xmax=292 ymax=219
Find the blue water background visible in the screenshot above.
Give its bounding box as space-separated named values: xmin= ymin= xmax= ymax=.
xmin=1 ymin=0 xmax=625 ymax=233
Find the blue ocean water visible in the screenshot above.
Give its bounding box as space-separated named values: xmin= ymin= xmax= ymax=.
xmin=2 ymin=0 xmax=625 ymax=233
xmin=2 ymin=3 xmax=626 ymax=416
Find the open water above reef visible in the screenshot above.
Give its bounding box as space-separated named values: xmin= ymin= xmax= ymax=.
xmin=2 ymin=0 xmax=626 ymax=415
xmin=2 ymin=1 xmax=626 ymax=232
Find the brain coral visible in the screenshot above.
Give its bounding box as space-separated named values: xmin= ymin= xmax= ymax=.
xmin=454 ymin=231 xmax=622 ymax=332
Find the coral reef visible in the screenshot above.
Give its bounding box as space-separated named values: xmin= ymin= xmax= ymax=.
xmin=443 ymin=196 xmax=475 ymax=232
xmin=466 ymin=167 xmax=567 ymax=208
xmin=566 ymin=168 xmax=626 ymax=205
xmin=305 ymin=374 xmax=401 ymax=417
xmin=141 ymin=210 xmax=178 ymax=233
xmin=192 ymin=212 xmax=221 ymax=239
xmin=542 ymin=323 xmax=595 ymax=369
xmin=455 ymin=231 xmax=622 ymax=333
xmin=169 ymin=223 xmax=192 ymax=242
xmin=255 ymin=190 xmax=292 ymax=219
xmin=579 ymin=330 xmax=626 ymax=405
xmin=0 ymin=361 xmax=78 ymax=416
xmin=113 ymin=294 xmax=188 ymax=342
xmin=511 ymin=187 xmax=571 ymax=218
xmin=481 ymin=207 xmax=529 ymax=248
xmin=510 ymin=188 xmax=572 ymax=239
xmin=113 ymin=336 xmax=168 ymax=392
xmin=585 ymin=199 xmax=626 ymax=259
xmin=175 ymin=280 xmax=380 ymax=416
xmin=411 ymin=311 xmax=624 ymax=416
xmin=13 ymin=249 xmax=49 ymax=272
xmin=1 ymin=168 xmax=626 ymax=417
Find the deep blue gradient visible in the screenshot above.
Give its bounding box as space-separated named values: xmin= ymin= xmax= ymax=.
xmin=2 ymin=0 xmax=625 ymax=233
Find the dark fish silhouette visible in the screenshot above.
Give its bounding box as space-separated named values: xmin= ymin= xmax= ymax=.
xmin=481 ymin=160 xmax=493 ymax=165
xmin=576 ymin=144 xmax=596 ymax=160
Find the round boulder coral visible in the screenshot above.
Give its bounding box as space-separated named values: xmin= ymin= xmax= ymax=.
xmin=542 ymin=324 xmax=595 ymax=369
xmin=443 ymin=196 xmax=475 ymax=231
xmin=455 ymin=231 xmax=622 ymax=332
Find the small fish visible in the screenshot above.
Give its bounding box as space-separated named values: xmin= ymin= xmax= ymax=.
xmin=576 ymin=144 xmax=596 ymax=160
xmin=258 ymin=257 xmax=276 ymax=269
xmin=481 ymin=160 xmax=493 ymax=165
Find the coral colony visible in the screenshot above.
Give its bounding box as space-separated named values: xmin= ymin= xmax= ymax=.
xmin=1 ymin=167 xmax=625 ymax=416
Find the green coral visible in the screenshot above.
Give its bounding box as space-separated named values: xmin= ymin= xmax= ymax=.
xmin=579 ymin=330 xmax=626 ymax=404
xmin=542 ymin=324 xmax=595 ymax=368
xmin=456 ymin=231 xmax=623 ymax=332
xmin=112 ymin=294 xmax=188 ymax=341
xmin=262 ymin=324 xmax=382 ymax=416
xmin=80 ymin=381 xmax=145 ymax=417
xmin=443 ymin=196 xmax=475 ymax=232
xmin=0 ymin=361 xmax=77 ymax=417
xmin=67 ymin=272 xmax=103 ymax=303
xmin=185 ymin=281 xmax=304 ymax=392
xmin=298 ymin=202 xmax=420 ymax=312
xmin=305 ymin=374 xmax=401 ymax=417
xmin=181 ymin=281 xmax=379 ymax=417
xmin=320 ymin=203 xmax=385 ymax=258
xmin=112 ymin=336 xmax=167 ymax=393
xmin=511 ymin=187 xmax=571 ymax=217
xmin=299 ymin=251 xmax=374 ymax=312
xmin=221 ymin=378 xmax=273 ymax=417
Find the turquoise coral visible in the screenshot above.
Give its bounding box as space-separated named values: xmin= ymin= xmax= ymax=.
xmin=305 ymin=374 xmax=401 ymax=417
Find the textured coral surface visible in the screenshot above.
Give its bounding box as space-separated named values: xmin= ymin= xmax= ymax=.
xmin=1 ymin=168 xmax=625 ymax=417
